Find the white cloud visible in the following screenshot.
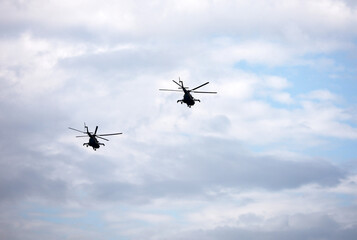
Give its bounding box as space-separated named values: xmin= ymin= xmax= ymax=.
xmin=264 ymin=76 xmax=291 ymax=90
xmin=211 ymin=41 xmax=292 ymax=66
xmin=300 ymin=89 xmax=339 ymax=102
xmin=272 ymin=92 xmax=294 ymax=104
xmin=217 ymin=74 xmax=258 ymax=99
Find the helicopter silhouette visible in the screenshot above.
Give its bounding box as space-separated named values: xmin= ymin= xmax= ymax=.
xmin=69 ymin=124 xmax=122 ymax=151
xmin=159 ymin=78 xmax=217 ymax=108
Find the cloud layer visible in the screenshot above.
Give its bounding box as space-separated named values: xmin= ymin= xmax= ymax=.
xmin=1 ymin=0 xmax=357 ymax=239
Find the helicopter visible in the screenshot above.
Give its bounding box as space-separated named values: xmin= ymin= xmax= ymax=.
xmin=159 ymin=78 xmax=217 ymax=108
xmin=68 ymin=124 xmax=122 ymax=151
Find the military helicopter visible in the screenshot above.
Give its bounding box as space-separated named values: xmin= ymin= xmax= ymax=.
xmin=159 ymin=78 xmax=217 ymax=107
xmin=68 ymin=124 xmax=122 ymax=151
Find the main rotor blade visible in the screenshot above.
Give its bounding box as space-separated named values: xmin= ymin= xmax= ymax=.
xmin=172 ymin=80 xmax=183 ymax=88
xmin=97 ymin=136 xmax=109 ymax=141
xmin=75 ymin=135 xmax=89 ymax=138
xmin=191 ymin=90 xmax=217 ymax=94
xmin=94 ymin=126 xmax=98 ymax=135
xmin=191 ymin=82 xmax=209 ymax=91
xmin=69 ymin=127 xmax=86 ymax=134
xmin=98 ymin=133 xmax=123 ymax=136
xmin=159 ymin=89 xmax=183 ymax=92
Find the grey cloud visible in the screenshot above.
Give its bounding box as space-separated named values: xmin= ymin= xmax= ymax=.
xmin=59 ymin=47 xmax=180 ymax=75
xmin=2 ymin=0 xmax=356 ymax=46
xmin=174 ymin=137 xmax=345 ymax=190
xmin=89 ymin=179 xmax=202 ymax=204
xmin=203 ymin=115 xmax=231 ymax=133
xmin=0 ymin=97 xmax=70 ymax=151
xmin=169 ymin=213 xmax=357 ymax=240
xmin=84 ymin=137 xmax=345 ymax=203
xmin=0 ymin=166 xmax=67 ymax=202
xmin=0 ymin=100 xmax=75 ymax=203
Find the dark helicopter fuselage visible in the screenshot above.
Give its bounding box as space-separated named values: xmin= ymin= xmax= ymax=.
xmin=182 ymin=89 xmax=195 ymax=107
xmin=83 ymin=128 xmax=105 ymax=150
xmin=88 ymin=135 xmax=100 ymax=149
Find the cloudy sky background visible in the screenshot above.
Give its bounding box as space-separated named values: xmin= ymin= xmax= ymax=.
xmin=1 ymin=0 xmax=357 ymax=239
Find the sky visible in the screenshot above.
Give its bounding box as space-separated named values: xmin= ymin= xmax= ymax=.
xmin=1 ymin=0 xmax=357 ymax=239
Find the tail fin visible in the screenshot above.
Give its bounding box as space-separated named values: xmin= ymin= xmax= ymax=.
xmin=84 ymin=122 xmax=89 ymax=133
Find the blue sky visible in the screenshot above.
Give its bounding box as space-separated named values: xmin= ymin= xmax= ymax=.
xmin=1 ymin=0 xmax=357 ymax=239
